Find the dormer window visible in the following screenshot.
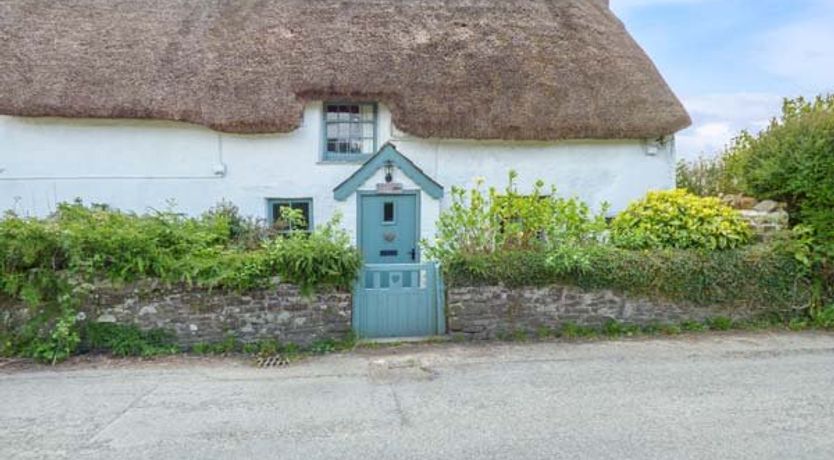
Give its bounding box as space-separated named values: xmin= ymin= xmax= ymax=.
xmin=323 ymin=102 xmax=377 ymax=161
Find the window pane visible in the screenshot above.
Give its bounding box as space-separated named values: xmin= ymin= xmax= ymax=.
xmin=383 ymin=202 xmax=395 ymax=223
xmin=361 ymin=104 xmax=374 ymax=121
xmin=326 ymin=105 xmax=339 ymax=121
xmin=338 ymin=123 xmax=350 ymax=138
xmin=327 ymin=124 xmax=339 ymax=138
xmin=361 ymin=138 xmax=374 ymax=154
xmin=323 ymin=103 xmax=376 ymax=159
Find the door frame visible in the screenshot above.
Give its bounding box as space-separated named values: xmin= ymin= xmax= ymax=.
xmin=356 ymin=190 xmax=421 ymax=264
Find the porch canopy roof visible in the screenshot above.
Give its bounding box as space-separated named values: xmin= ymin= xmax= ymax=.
xmin=334 ymin=143 xmax=443 ymax=201
xmin=0 ymin=0 xmax=690 ymax=140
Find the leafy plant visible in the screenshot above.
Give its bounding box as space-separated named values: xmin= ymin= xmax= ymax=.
xmin=724 ymin=96 xmax=834 ymax=244
xmin=423 ymin=171 xmax=608 ymax=264
xmin=81 ymin=323 xmax=178 ymax=357
xmin=814 ymin=305 xmax=834 ymax=329
xmin=0 ymin=201 xmax=362 ymax=361
xmin=720 ymin=95 xmax=834 ymax=309
xmin=30 ymin=308 xmax=80 ymax=364
xmin=264 ymin=212 xmax=362 ymax=296
xmin=191 ymin=342 xmax=211 ymax=355
xmin=676 ymin=155 xmax=740 ymax=197
xmin=445 ymin=242 xmax=811 ymax=311
xmin=706 ymin=316 xmax=733 ymax=331
xmin=680 ymin=320 xmax=706 ymax=332
xmin=610 ymin=189 xmax=753 ymax=250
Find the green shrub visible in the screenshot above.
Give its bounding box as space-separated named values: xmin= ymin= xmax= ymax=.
xmin=264 ymin=212 xmax=362 ymax=296
xmin=423 ymin=171 xmax=607 ymax=261
xmin=706 ymin=316 xmax=734 ymax=331
xmin=445 ymin=243 xmax=810 ymax=311
xmin=676 ymin=155 xmax=740 ymax=197
xmin=0 ymin=202 xmax=361 ymax=362
xmin=610 ymin=189 xmax=753 ymax=250
xmin=80 ymin=323 xmax=178 ymax=357
xmin=680 ymin=320 xmax=706 ymax=332
xmin=723 ymin=96 xmax=834 ymax=250
xmin=719 ymin=95 xmax=834 ymax=308
xmin=815 ymin=305 xmax=834 ymax=329
xmin=29 ymin=307 xmax=80 ymax=364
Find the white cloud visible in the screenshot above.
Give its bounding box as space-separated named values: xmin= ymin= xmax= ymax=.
xmin=755 ymin=16 xmax=834 ymax=92
xmin=675 ymin=92 xmax=784 ymax=161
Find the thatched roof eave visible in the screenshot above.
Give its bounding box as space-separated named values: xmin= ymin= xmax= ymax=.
xmin=0 ymin=0 xmax=691 ymax=140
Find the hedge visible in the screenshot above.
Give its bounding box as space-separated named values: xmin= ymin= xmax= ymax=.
xmin=443 ymin=243 xmax=811 ymax=311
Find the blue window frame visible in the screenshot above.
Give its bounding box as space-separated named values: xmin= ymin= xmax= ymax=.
xmin=322 ymin=102 xmax=377 ymax=162
xmin=266 ymin=198 xmax=313 ymax=233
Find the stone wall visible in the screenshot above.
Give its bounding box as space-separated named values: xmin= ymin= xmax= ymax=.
xmin=80 ymin=283 xmax=352 ymax=346
xmin=723 ymin=195 xmax=790 ymax=240
xmin=447 ymin=284 xmax=766 ymax=340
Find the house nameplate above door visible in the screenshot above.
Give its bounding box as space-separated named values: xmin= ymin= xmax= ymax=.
xmin=376 ymin=182 xmax=403 ymax=194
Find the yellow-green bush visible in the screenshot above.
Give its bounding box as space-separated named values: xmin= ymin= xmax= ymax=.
xmin=610 ymin=189 xmax=753 ymax=250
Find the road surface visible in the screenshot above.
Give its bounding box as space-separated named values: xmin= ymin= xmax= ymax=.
xmin=2 ymin=332 xmax=834 ymax=459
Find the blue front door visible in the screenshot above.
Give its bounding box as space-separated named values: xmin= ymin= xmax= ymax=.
xmin=354 ymin=193 xmax=445 ymax=338
xmin=359 ymin=194 xmax=418 ymax=264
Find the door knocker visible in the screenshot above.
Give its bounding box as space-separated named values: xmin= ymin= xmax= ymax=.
xmin=383 ymin=231 xmax=397 ymax=242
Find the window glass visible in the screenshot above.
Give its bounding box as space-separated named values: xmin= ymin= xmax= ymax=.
xmin=383 ymin=202 xmax=395 ymax=223
xmin=268 ymin=199 xmax=312 ymax=233
xmin=324 ymin=102 xmax=376 ymax=160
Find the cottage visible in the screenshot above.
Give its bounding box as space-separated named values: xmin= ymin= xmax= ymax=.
xmin=0 ymin=0 xmax=690 ymax=266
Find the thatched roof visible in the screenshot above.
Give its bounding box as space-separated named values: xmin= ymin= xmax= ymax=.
xmin=0 ymin=0 xmax=690 ymax=140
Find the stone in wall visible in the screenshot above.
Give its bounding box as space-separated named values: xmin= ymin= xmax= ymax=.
xmin=80 ymin=282 xmax=352 ymax=346
xmin=446 ymin=284 xmax=770 ymax=340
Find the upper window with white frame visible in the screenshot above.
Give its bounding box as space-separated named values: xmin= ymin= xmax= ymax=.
xmin=323 ymin=102 xmax=377 ymax=161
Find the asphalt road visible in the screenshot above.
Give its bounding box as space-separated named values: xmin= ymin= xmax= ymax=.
xmin=2 ymin=333 xmax=834 ymax=460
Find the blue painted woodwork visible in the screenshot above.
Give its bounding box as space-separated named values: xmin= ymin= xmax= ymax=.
xmin=353 ymin=263 xmax=445 ymax=338
xmin=321 ymin=102 xmax=377 ymax=162
xmin=359 ymin=193 xmax=418 ymax=264
xmin=333 ymin=143 xmax=444 ymax=201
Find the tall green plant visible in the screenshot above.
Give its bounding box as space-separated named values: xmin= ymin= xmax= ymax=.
xmin=423 ymin=171 xmax=607 ymax=264
xmin=720 ymin=95 xmax=834 ymax=309
xmin=264 ymin=211 xmax=362 ymax=296
xmin=676 ymin=155 xmax=740 ymax=197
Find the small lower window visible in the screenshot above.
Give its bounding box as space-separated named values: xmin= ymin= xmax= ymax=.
xmin=267 ymin=198 xmax=313 ymax=233
xmin=383 ymin=201 xmax=395 ymax=223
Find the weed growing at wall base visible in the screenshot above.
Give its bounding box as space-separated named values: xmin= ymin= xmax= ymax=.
xmin=490 ymin=314 xmax=824 ymax=344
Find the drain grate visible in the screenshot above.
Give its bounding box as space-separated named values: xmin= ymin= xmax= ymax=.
xmin=256 ymin=354 xmax=291 ymax=368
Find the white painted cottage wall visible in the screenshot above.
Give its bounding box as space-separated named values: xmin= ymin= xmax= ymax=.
xmin=0 ymin=102 xmax=675 ymax=244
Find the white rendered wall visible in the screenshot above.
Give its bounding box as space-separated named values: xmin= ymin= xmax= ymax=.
xmin=0 ymin=103 xmax=675 ymax=244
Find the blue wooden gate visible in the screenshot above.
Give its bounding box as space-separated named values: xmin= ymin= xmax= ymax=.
xmin=353 ymin=263 xmax=445 ymax=338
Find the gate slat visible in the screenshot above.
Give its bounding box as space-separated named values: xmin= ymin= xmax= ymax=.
xmin=353 ymin=263 xmax=444 ymax=338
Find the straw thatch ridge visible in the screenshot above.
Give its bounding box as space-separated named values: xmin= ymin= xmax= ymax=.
xmin=0 ymin=0 xmax=690 ymax=140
